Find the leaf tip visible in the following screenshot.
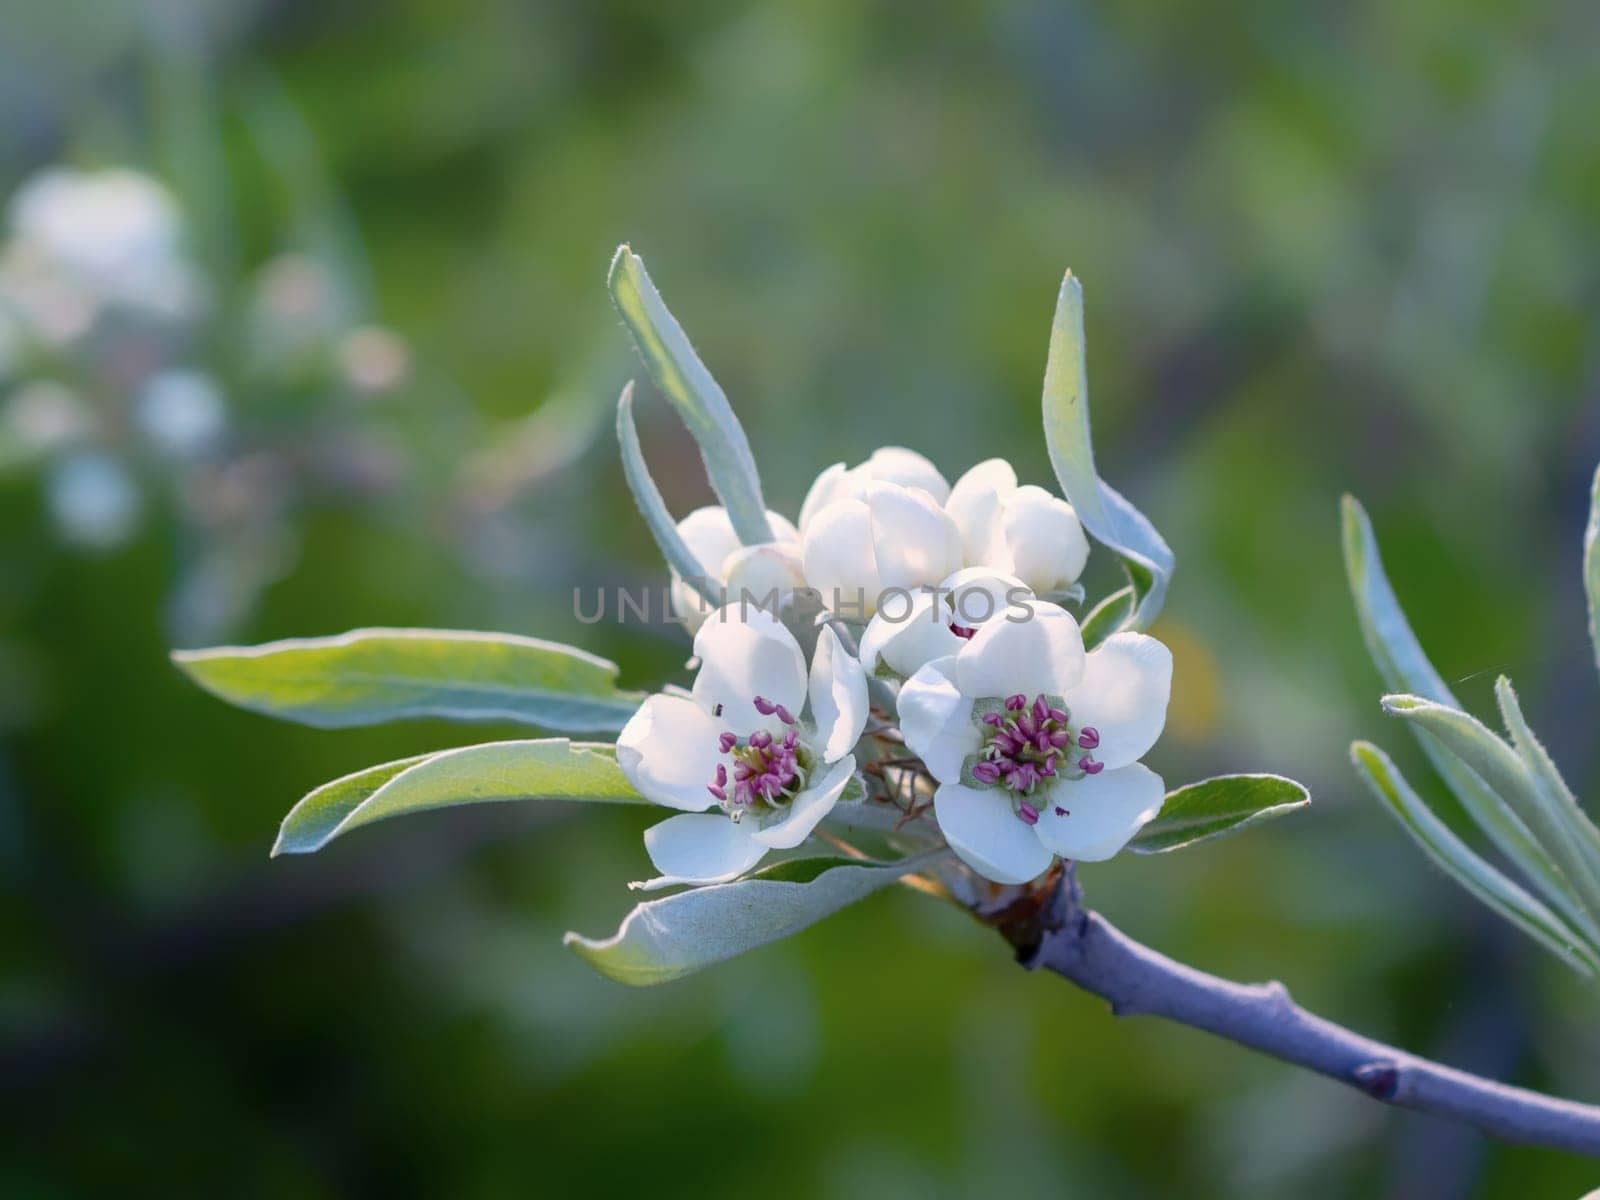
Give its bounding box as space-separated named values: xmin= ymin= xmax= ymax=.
xmin=1380 ymin=693 xmax=1425 ymax=715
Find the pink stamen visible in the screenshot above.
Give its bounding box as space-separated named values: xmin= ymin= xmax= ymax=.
xmin=1017 ymin=802 xmax=1040 ymax=826
xmin=1079 ymin=757 xmax=1104 ymax=775
xmin=719 ymin=732 xmax=738 ymax=753
xmin=1077 ymin=726 xmax=1100 ymax=750
xmin=774 ymin=704 xmax=797 ymax=725
xmin=749 ymin=730 xmax=773 ymax=749
xmin=752 ymin=695 xmax=777 ymax=715
xmin=707 ymin=784 xmax=727 ymax=801
xmin=972 ymin=760 xmax=1001 ymax=784
xmin=1005 ymin=694 xmax=1027 ymax=711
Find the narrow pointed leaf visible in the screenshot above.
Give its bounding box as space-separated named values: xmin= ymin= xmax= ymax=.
xmin=174 ymin=628 xmax=645 ymax=732
xmin=1343 ymin=496 xmax=1580 ymax=918
xmin=1494 ymin=678 xmax=1600 ymax=912
xmin=275 ymin=739 xmax=642 ymax=855
xmin=1078 ymin=585 xmax=1134 ymax=653
xmin=1040 ymin=270 xmax=1173 ymax=633
xmin=1586 ymin=463 xmax=1600 ymax=674
xmin=566 ymin=855 xmax=926 ymax=986
xmin=1129 ymin=774 xmax=1310 ymax=854
xmin=1383 ymin=694 xmax=1600 ymax=936
xmin=617 ymin=382 xmax=717 ymax=605
xmin=608 ymin=245 xmax=773 ymax=546
xmin=1351 ymin=741 xmax=1600 ymax=977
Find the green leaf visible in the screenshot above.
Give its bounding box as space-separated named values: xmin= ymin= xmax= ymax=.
xmin=1343 ymin=496 xmax=1580 ymax=921
xmin=607 ymin=245 xmax=773 ymax=546
xmin=1078 ymin=585 xmax=1134 ymax=653
xmin=1129 ymin=774 xmax=1310 ymax=854
xmin=565 ymin=854 xmax=928 ymax=986
xmin=1351 ymin=741 xmax=1600 ymax=978
xmin=174 ymin=628 xmax=645 ymax=732
xmin=1493 ymin=678 xmax=1600 ymax=914
xmin=1585 ymin=463 xmax=1600 ymax=675
xmin=1040 ymin=270 xmax=1173 ymax=633
xmin=616 ymin=382 xmax=717 ymax=605
xmin=1383 ymin=694 xmax=1600 ymax=938
xmin=275 ymin=739 xmax=643 ymax=855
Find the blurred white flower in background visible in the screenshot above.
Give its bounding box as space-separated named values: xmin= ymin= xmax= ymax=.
xmin=2 ymin=380 xmax=93 ymax=459
xmin=47 ymin=452 xmax=140 ymax=549
xmin=136 ymin=369 xmax=227 ymax=457
xmin=0 ymin=161 xmax=425 ymax=644
xmin=0 ymin=168 xmax=200 ymax=342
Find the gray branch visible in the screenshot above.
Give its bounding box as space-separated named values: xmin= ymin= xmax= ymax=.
xmin=1014 ymin=874 xmax=1600 ymax=1157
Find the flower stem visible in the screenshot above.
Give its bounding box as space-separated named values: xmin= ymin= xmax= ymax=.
xmin=1010 ymin=870 xmax=1600 ymax=1156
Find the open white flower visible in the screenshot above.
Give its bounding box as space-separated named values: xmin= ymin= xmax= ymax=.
xmin=669 ymin=506 xmax=804 ymax=632
xmin=858 ymin=566 xmax=1033 ymax=680
xmin=898 ymin=601 xmax=1171 ymax=884
xmin=946 ymin=459 xmax=1089 ymax=596
xmin=617 ymin=605 xmax=869 ymax=888
xmin=799 ymin=448 xmax=962 ymax=618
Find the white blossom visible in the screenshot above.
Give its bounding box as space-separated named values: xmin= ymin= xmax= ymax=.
xmin=946 ymin=458 xmax=1089 ymax=596
xmin=898 ymin=601 xmax=1171 ymax=883
xmin=798 ymin=448 xmax=962 ymax=618
xmin=669 ymin=506 xmax=804 ymax=633
xmin=617 ymin=605 xmax=868 ymax=887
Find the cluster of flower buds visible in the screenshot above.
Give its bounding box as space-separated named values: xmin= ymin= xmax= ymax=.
xmin=619 ymin=445 xmax=1173 ymax=887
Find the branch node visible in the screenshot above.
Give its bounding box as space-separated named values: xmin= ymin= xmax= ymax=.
xmin=1354 ymin=1061 xmax=1402 ymax=1102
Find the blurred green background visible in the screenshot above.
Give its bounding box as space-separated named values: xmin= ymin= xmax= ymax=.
xmin=3 ymin=1 xmax=1600 ymax=1196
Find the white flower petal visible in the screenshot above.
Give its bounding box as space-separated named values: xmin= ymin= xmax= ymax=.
xmin=898 ymin=656 xmax=979 ymax=783
xmin=669 ymin=575 xmax=718 ymax=634
xmin=946 ymin=457 xmax=1017 ymax=567
xmin=671 ymin=507 xmax=800 ymax=632
xmin=722 ymin=539 xmax=806 ymax=607
xmin=865 ymin=481 xmax=963 ymax=593
xmin=751 ymin=755 xmax=856 ymax=848
xmin=955 ymin=600 xmax=1086 ymax=700
xmin=799 ymin=462 xmax=849 ymax=532
xmin=809 ymin=625 xmax=869 ymax=762
xmin=861 ymin=446 xmax=950 ymax=504
xmin=859 ymin=592 xmax=964 ymax=678
xmin=616 ymin=694 xmax=725 ymax=811
xmin=1033 ymin=763 xmax=1164 ymax=862
xmin=1059 ymin=632 xmax=1173 ymax=770
xmin=691 ymin=605 xmax=808 ymax=735
xmin=939 ymin=566 xmax=1031 ymax=631
xmin=641 ymin=812 xmax=767 ymax=887
xmin=676 ymin=506 xmax=743 ymax=579
xmin=932 ymin=782 xmax=1055 ymax=884
xmin=1002 ymin=486 xmax=1090 ymax=594
xmin=801 ymin=497 xmax=882 ymax=616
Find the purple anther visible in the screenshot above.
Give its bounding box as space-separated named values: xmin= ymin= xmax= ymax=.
xmin=1005 ymin=694 xmax=1027 ymax=711
xmin=1017 ymin=802 xmax=1040 ymax=826
xmin=752 ymin=695 xmax=777 ymax=715
xmin=1079 ymin=757 xmax=1104 ymax=775
xmin=719 ymin=732 xmax=738 ymax=753
xmin=972 ymin=760 xmax=1002 ymax=784
xmin=1077 ymin=726 xmax=1100 ymax=750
